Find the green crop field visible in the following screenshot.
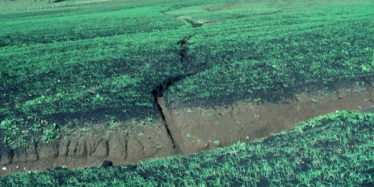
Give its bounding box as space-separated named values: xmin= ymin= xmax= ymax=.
xmin=1 ymin=0 xmax=373 ymax=150
xmin=0 ymin=0 xmax=373 ymax=185
xmin=0 ymin=110 xmax=373 ymax=186
xmin=164 ymin=2 xmax=374 ymax=106
xmin=1 ymin=0 xmax=194 ymax=148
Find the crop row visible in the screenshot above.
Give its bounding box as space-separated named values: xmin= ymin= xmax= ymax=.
xmin=0 ymin=4 xmax=186 ymax=47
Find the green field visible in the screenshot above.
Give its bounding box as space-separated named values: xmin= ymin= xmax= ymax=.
xmin=1 ymin=0 xmax=373 ymax=149
xmin=0 ymin=0 xmax=374 ymax=185
xmin=1 ymin=111 xmax=373 ymax=186
xmin=164 ymin=2 xmax=374 ymax=106
xmin=1 ymin=0 xmax=193 ymax=148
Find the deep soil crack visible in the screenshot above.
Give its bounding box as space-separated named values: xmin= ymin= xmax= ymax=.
xmin=150 ymin=34 xmax=200 ymax=152
xmin=152 ymin=76 xmax=186 ymax=97
xmin=124 ymin=135 xmax=128 ymax=160
xmin=154 ymin=98 xmax=176 ymax=150
xmin=177 ymin=35 xmax=192 ymax=63
xmin=152 ymin=72 xmax=198 ymax=154
xmin=152 ymin=76 xmax=187 ymax=152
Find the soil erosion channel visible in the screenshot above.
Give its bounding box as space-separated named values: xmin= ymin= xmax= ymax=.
xmin=0 ymin=83 xmax=373 ymax=175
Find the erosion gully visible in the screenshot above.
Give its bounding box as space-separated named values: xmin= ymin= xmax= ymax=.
xmin=1 ymin=34 xmax=373 ymax=175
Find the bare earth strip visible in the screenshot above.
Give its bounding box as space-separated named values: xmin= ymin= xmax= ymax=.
xmin=163 ymin=84 xmax=373 ymax=155
xmin=1 ymin=82 xmax=372 ymax=176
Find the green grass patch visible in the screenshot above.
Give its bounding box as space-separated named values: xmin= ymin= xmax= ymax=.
xmin=165 ymin=2 xmax=374 ymax=106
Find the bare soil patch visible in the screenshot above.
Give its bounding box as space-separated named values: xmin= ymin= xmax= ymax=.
xmin=164 ymin=85 xmax=373 ymax=155
xmin=1 ymin=84 xmax=373 ymax=176
xmin=0 ymin=121 xmax=176 ymax=175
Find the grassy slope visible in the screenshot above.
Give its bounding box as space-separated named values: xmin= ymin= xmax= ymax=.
xmin=0 ymin=110 xmax=373 ymax=186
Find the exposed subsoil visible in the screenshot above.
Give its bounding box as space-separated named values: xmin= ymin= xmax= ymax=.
xmin=0 ymin=83 xmax=373 ymax=176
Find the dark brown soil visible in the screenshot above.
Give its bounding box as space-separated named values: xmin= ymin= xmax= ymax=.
xmin=1 ymin=84 xmax=373 ymax=176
